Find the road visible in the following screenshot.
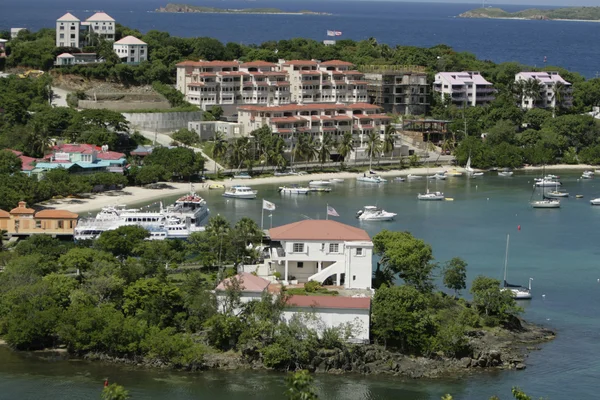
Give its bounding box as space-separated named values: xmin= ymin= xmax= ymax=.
xmin=51 ymin=86 xmax=70 ymax=107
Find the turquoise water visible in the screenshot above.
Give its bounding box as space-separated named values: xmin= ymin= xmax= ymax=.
xmin=2 ymin=171 xmax=600 ymax=399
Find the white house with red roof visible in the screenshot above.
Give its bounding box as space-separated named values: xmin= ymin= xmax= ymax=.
xmin=264 ymin=220 xmax=374 ymax=290
xmin=113 ymin=36 xmax=148 ymax=65
xmin=215 ymin=272 xmax=275 ymax=313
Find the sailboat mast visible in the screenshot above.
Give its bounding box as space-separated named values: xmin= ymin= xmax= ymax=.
xmin=503 ymin=234 xmax=510 ymax=285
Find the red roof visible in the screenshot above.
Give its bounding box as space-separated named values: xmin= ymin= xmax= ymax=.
xmin=35 ymin=209 xmax=79 ymax=219
xmin=176 ymin=60 xmax=240 ymax=68
xmin=299 ymin=71 xmax=322 ymax=75
xmin=352 ymin=114 xmax=372 ymax=119
xmin=239 ymin=103 xmax=362 ymax=113
xmin=282 ymin=60 xmax=318 ymax=66
xmin=347 ymin=103 xmax=381 ymax=110
xmin=240 ymin=61 xmax=277 ymax=68
xmin=215 ymin=272 xmax=270 ymax=292
xmin=4 ymin=149 xmax=38 ymax=171
xmin=51 ymin=144 xmax=125 ymax=161
xmin=269 ymin=220 xmax=370 ymax=241
xmin=340 ymin=70 xmax=363 ymax=75
xmin=320 ymin=60 xmax=354 ymax=66
xmin=286 ymin=295 xmax=370 ymax=310
xmin=0 ymin=209 xmax=10 ymax=218
xmin=331 ymin=115 xmax=352 ymax=121
xmin=10 ymin=201 xmax=35 ymax=215
xmin=249 ymin=71 xmax=287 ymax=76
xmin=272 ymin=117 xmax=302 ymax=123
xmin=219 ymin=71 xmax=248 ymax=76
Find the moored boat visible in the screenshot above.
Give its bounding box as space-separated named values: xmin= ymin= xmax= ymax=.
xmin=590 ymin=198 xmax=600 ymax=205
xmin=279 ymin=185 xmax=310 ymax=195
xmin=222 ymin=186 xmax=257 ymax=199
xmin=308 ymin=180 xmax=332 ymax=186
xmin=233 ymin=172 xmax=252 ymax=179
xmin=356 ymin=205 xmax=397 ymax=221
xmin=417 ymin=191 xmax=445 ymax=201
xmin=357 ymin=175 xmax=387 ymax=183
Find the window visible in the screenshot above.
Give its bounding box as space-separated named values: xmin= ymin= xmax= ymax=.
xmin=70 ymin=34 xmax=75 ymax=39
xmin=356 ymin=248 xmax=363 ymax=256
xmin=58 ymin=221 xmax=63 ymax=229
xmin=292 ymin=243 xmax=304 ymax=253
xmin=130 ymin=57 xmax=135 ymax=62
xmin=35 ymin=221 xmax=42 ymax=229
xmin=329 ymin=243 xmax=339 ymax=253
xmin=59 ymin=34 xmax=64 ymax=39
xmin=297 ymin=262 xmax=304 ymax=269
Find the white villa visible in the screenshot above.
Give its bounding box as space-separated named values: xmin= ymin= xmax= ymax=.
xmin=113 ymin=36 xmax=148 ymax=65
xmin=433 ymin=71 xmax=495 ymax=107
xmin=264 ymin=220 xmax=374 ymax=290
xmin=56 ymin=12 xmax=116 ymax=48
xmin=215 ymin=272 xmax=371 ymax=343
xmin=514 ymin=71 xmax=573 ymax=110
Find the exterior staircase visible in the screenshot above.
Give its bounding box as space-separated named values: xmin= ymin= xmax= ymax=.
xmin=308 ymin=261 xmax=344 ymax=285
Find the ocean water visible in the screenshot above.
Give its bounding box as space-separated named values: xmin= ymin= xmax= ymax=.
xmin=2 ymin=0 xmax=600 ymax=78
xmin=1 ymin=171 xmax=599 ymax=399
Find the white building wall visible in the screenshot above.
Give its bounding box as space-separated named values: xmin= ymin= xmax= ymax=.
xmin=87 ymin=21 xmax=115 ymax=41
xmin=113 ymin=44 xmax=148 ymax=64
xmin=216 ymin=291 xmax=263 ymax=314
xmin=56 ymin=20 xmax=80 ymax=48
xmin=282 ymin=308 xmax=370 ymax=343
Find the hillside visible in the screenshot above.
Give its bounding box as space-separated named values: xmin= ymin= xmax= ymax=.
xmin=155 ymin=3 xmax=326 ymax=15
xmin=459 ymin=6 xmax=600 ymax=21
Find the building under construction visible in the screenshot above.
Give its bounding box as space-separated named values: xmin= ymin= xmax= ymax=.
xmin=360 ymin=65 xmax=430 ymax=116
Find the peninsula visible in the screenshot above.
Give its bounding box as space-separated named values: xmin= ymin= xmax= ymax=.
xmin=459 ymin=6 xmax=600 ymax=21
xmin=155 ymin=3 xmax=329 ymax=15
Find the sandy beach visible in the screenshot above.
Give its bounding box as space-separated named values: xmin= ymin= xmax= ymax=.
xmin=40 ymin=164 xmax=598 ymax=214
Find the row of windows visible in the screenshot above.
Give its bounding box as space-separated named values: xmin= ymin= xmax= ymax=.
xmin=291 ymin=243 xmax=364 ymax=255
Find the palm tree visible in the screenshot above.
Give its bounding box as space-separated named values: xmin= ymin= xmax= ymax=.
xmin=294 ymin=134 xmax=319 ymax=170
xmin=337 ymin=132 xmax=355 ymax=165
xmin=365 ymin=130 xmax=382 ymax=171
xmin=212 ymin=132 xmax=228 ymax=173
xmin=382 ymin=125 xmax=396 ymax=161
xmin=552 ymin=81 xmax=567 ymax=118
xmin=317 ymin=133 xmax=334 ymax=169
xmin=206 ymin=215 xmax=231 ymax=268
xmin=510 ymin=79 xmax=526 ymax=105
xmin=228 ymin=137 xmax=250 ymax=171
xmin=524 ymin=78 xmax=543 ymax=108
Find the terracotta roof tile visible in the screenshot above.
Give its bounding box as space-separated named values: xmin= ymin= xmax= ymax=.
xmin=286 ymin=295 xmax=370 ymax=310
xmin=239 ymin=61 xmax=277 ymax=68
xmin=0 ymin=209 xmax=10 ymax=218
xmin=282 ymin=60 xmax=319 ymax=66
xmin=320 ymin=60 xmax=354 ymax=66
xmin=35 ymin=209 xmax=79 ymax=219
xmin=216 ymin=272 xmax=271 ymax=292
xmin=268 ymin=220 xmax=370 ymax=241
xmin=10 ymin=201 xmax=35 ymax=214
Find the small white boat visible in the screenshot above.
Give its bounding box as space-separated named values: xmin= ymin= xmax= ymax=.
xmin=469 ymin=171 xmax=484 ymax=177
xmin=357 ymin=175 xmax=387 ymax=183
xmin=222 ymin=186 xmax=257 ymax=199
xmin=309 ymin=186 xmax=332 ymax=193
xmin=535 ymin=179 xmax=561 ymax=187
xmin=330 ymin=178 xmax=345 ymax=183
xmin=502 ymin=234 xmax=533 ymax=300
xmin=590 ymin=198 xmax=600 ymax=205
xmin=407 ymin=174 xmax=423 ymax=180
xmin=498 ymin=169 xmax=514 ymax=177
xmin=417 ymin=191 xmax=445 ymax=201
xmin=434 ymin=173 xmax=446 ymax=180
xmin=546 ymin=190 xmax=569 ymax=198
xmin=545 ymin=174 xmax=560 ymax=180
xmin=465 ymin=154 xmax=474 ymax=174
xmin=446 ymin=169 xmax=463 ymax=177
xmin=531 ymin=199 xmax=560 ymax=208
xmin=595 ymin=169 xmax=600 ymax=174
xmin=308 ymin=180 xmax=332 ymax=186
xmin=581 ymin=171 xmax=594 ymax=179
xmin=279 ymin=186 xmax=310 ymax=195
xmin=356 ymin=205 xmax=397 ymax=221
xmin=394 ymin=177 xmax=406 ymax=182
xmin=233 ymin=172 xmax=252 ymax=179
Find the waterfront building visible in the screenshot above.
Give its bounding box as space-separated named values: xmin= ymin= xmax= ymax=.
xmin=33 ymin=144 xmax=127 ymax=175
xmin=237 ymin=102 xmax=400 ymax=161
xmin=0 ymin=201 xmax=78 ymax=237
xmin=515 ymin=71 xmax=573 ymax=110
xmin=215 ymin=272 xmax=371 ymax=343
xmin=113 ymin=36 xmax=148 ymax=65
xmin=433 ymin=71 xmax=495 ymax=107
xmin=264 ymin=220 xmax=374 ymax=289
xmin=361 ymin=65 xmax=429 ymax=115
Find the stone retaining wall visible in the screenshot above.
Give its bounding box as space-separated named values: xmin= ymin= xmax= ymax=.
xmin=122 ymin=111 xmax=204 ymax=133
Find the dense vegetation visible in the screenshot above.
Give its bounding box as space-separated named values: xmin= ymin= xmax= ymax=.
xmin=460 ymin=6 xmax=600 ymax=21
xmin=0 ymin=221 xmax=521 ymax=372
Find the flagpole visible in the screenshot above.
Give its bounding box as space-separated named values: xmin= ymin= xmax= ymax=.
xmin=261 ymin=200 xmax=265 ymax=230
xmin=326 ymin=204 xmax=329 ymax=220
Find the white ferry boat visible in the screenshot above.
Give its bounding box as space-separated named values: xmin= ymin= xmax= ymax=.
xmin=222 ymin=186 xmax=258 ymax=199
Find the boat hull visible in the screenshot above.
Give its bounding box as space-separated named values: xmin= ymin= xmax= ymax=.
xmin=590 ymin=198 xmax=600 ymax=205
xmin=531 ymin=200 xmax=560 ymax=208
xmin=417 ymin=194 xmax=444 ymax=201
xmin=223 ymin=192 xmax=257 ymax=199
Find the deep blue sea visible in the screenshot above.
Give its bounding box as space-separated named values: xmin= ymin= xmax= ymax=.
xmin=2 ymin=0 xmax=600 ymax=78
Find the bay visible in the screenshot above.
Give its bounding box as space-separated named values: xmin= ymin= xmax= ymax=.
xmin=2 ymin=0 xmax=600 ymax=77
xmin=1 ymin=171 xmax=598 ymax=399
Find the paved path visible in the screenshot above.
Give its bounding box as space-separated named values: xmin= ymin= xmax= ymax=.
xmin=137 ymin=129 xmax=224 ymax=173
xmin=51 ymin=86 xmax=71 ymax=107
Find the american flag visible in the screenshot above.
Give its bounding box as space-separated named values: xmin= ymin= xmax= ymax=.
xmin=327 ymin=205 xmax=339 ymax=217
xmin=327 ymin=30 xmax=342 ymax=37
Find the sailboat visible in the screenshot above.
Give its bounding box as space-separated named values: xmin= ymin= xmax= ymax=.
xmin=546 ymin=181 xmax=569 ymax=198
xmin=465 ymin=153 xmax=483 ymax=177
xmin=417 ymin=163 xmax=444 ymax=201
xmin=531 ymin=166 xmax=560 ymax=208
xmin=502 ymin=234 xmax=533 ymax=300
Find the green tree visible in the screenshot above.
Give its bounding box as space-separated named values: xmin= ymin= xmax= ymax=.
xmin=365 ymin=130 xmax=382 ymax=171
xmin=337 ymin=132 xmax=354 ymax=165
xmin=0 ymin=150 xmax=23 ymax=174
xmin=171 ymin=128 xmax=199 ymax=146
xmin=101 ymin=383 xmax=130 ymax=400
xmin=317 ymin=133 xmax=334 ymax=168
xmin=382 ymin=125 xmax=396 ymax=160
xmin=96 ymin=226 xmax=150 ymax=260
xmin=285 ymin=370 xmax=319 ymax=400
xmin=442 ymin=258 xmax=467 ymax=297
xmin=470 ymin=276 xmax=521 ymax=324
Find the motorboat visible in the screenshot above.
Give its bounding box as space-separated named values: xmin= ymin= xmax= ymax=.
xmin=357 ymin=175 xmax=387 ymax=183
xmin=581 ymin=171 xmax=594 ymax=179
xmin=545 ymin=174 xmax=560 ymax=180
xmin=546 ymin=190 xmax=569 ymax=198
xmin=407 ymin=174 xmax=423 ymax=180
xmin=309 ymin=186 xmax=332 ymax=193
xmin=590 ymin=198 xmax=600 ymax=205
xmin=446 ymin=169 xmax=463 ymax=177
xmin=209 ymin=184 xmax=225 ymax=190
xmin=356 ymin=205 xmax=397 ymax=221
xmin=308 ymin=180 xmax=332 ymax=186
xmin=330 ymin=178 xmax=345 ymax=183
xmin=417 ymin=191 xmax=445 ymax=201
xmin=233 ymin=172 xmax=252 ymax=179
xmin=222 ymin=186 xmax=257 ymax=199
xmin=394 ymin=177 xmax=406 ymax=182
xmin=468 ymin=171 xmax=484 ymax=177
xmin=502 ymin=234 xmax=533 ymax=300
xmin=498 ymin=169 xmax=514 ymax=177
xmin=535 ymin=179 xmax=561 ymax=187
xmin=531 ymin=198 xmax=560 ymax=208
xmin=279 ymin=185 xmax=310 ymax=195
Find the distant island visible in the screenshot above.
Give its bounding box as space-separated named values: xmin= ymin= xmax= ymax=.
xmin=155 ymin=3 xmax=329 ymax=15
xmin=459 ymin=6 xmax=600 ymax=21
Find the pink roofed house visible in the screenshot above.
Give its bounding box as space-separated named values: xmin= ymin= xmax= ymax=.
xmin=434 ymin=71 xmax=495 ymax=107
xmin=515 ymin=71 xmax=573 ymax=110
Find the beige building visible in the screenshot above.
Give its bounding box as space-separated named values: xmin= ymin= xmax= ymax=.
xmin=361 ymin=66 xmax=429 ymax=115
xmin=237 ymin=102 xmax=400 ymax=161
xmin=0 ymin=202 xmax=78 ymax=237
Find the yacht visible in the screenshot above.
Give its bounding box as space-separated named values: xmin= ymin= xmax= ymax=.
xmin=502 ymin=234 xmax=533 ymax=300
xmin=535 ymin=179 xmax=561 ymax=187
xmin=357 ymin=175 xmax=387 ymax=183
xmin=394 ymin=177 xmax=406 ymax=182
xmin=498 ymin=168 xmax=514 ymax=177
xmin=222 ymin=186 xmax=258 ymax=199
xmin=590 ymin=198 xmax=600 ymax=205
xmin=531 ymin=198 xmax=561 ymax=208
xmin=417 ymin=191 xmax=445 ymax=201
xmin=582 ymin=171 xmax=594 ymax=179
xmin=446 ymin=169 xmax=463 ymax=177
xmin=407 ymin=174 xmax=423 ymax=180
xmin=279 ymin=185 xmax=310 ymax=195
xmin=356 ymin=206 xmax=397 ymax=221
xmin=308 ymin=180 xmax=332 ymax=186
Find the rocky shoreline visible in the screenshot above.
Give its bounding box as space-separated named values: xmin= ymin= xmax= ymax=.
xmin=19 ymin=319 xmax=555 ymax=379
